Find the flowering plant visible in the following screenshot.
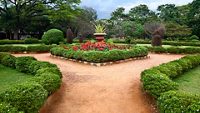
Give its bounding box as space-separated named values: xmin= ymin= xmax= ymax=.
xmin=63 ymin=41 xmax=131 ymax=51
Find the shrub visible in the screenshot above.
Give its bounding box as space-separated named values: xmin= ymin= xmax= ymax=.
xmin=0 ymin=83 xmax=48 ymax=113
xmin=26 ymin=45 xmax=55 ymax=53
xmin=158 ymin=91 xmax=200 ymax=113
xmin=42 ymin=29 xmax=64 ymax=45
xmin=141 ymin=54 xmax=200 ymax=112
xmin=24 ymin=38 xmax=39 ymax=44
xmin=1 ymin=54 xmax=16 ymax=68
xmin=0 ymin=103 xmax=19 ymax=113
xmin=32 ymin=72 xmax=61 ymax=95
xmin=36 ymin=67 xmax=62 ymax=78
xmin=0 ymin=46 xmax=26 ymax=52
xmin=15 ymin=57 xmax=36 ymax=73
xmin=141 ymin=69 xmax=178 ymax=98
xmin=29 ymin=61 xmax=57 ymax=74
xmin=0 ymin=52 xmax=9 ymax=63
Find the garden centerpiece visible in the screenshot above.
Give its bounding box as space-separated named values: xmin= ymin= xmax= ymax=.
xmin=94 ymin=24 xmax=106 ymax=42
xmin=50 ymin=40 xmax=149 ymax=65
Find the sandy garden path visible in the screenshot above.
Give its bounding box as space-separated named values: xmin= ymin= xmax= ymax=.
xmin=14 ymin=53 xmax=183 ymax=113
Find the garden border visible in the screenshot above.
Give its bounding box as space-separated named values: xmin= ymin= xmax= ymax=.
xmin=50 ymin=54 xmax=150 ymax=66
xmin=0 ymin=52 xmax=62 ymax=113
xmin=141 ymin=54 xmax=200 ymax=112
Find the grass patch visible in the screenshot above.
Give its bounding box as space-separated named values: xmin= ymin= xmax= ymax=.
xmin=174 ymin=66 xmax=200 ymax=94
xmin=0 ymin=64 xmax=32 ymax=93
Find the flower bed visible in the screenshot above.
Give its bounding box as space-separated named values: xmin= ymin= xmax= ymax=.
xmin=141 ymin=54 xmax=200 ymax=112
xmin=50 ymin=41 xmax=148 ymax=64
xmin=0 ymin=52 xmax=62 ymax=113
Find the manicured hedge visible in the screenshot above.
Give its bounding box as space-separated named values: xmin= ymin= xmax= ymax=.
xmin=113 ymin=39 xmax=200 ymax=47
xmin=0 ymin=39 xmax=42 ymax=45
xmin=141 ymin=54 xmax=200 ymax=112
xmin=0 ymin=45 xmax=56 ymax=53
xmin=50 ymin=46 xmax=148 ymax=63
xmin=147 ymin=46 xmax=200 ymax=54
xmin=0 ymin=40 xmax=25 ymax=45
xmin=0 ymin=52 xmax=62 ymax=113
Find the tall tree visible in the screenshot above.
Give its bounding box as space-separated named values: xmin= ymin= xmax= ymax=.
xmin=157 ymin=4 xmax=179 ymax=22
xmin=128 ymin=4 xmax=157 ymax=24
xmin=188 ymin=0 xmax=200 ymax=37
xmin=111 ymin=7 xmax=127 ymax=21
xmin=0 ymin=0 xmax=80 ymax=39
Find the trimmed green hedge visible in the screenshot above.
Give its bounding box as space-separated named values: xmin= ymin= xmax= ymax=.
xmin=141 ymin=54 xmax=200 ymax=112
xmin=147 ymin=46 xmax=200 ymax=54
xmin=50 ymin=46 xmax=148 ymax=63
xmin=0 ymin=45 xmax=56 ymax=53
xmin=0 ymin=52 xmax=62 ymax=113
xmin=113 ymin=39 xmax=200 ymax=47
xmin=0 ymin=39 xmax=42 ymax=45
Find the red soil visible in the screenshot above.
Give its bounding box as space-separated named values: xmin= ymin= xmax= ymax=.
xmin=14 ymin=53 xmax=183 ymax=113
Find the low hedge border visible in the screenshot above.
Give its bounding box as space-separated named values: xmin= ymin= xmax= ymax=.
xmin=50 ymin=54 xmax=150 ymax=67
xmin=141 ymin=54 xmax=200 ymax=112
xmin=147 ymin=46 xmax=200 ymax=54
xmin=0 ymin=52 xmax=62 ymax=113
xmin=0 ymin=39 xmax=42 ymax=45
xmin=0 ymin=45 xmax=56 ymax=53
xmin=113 ymin=39 xmax=200 ymax=47
xmin=50 ymin=46 xmax=149 ymax=64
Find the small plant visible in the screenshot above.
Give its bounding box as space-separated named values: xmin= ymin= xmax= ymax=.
xmin=95 ymin=24 xmax=106 ymax=33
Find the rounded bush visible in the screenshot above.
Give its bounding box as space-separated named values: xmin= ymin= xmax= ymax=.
xmin=29 ymin=61 xmax=57 ymax=74
xmin=42 ymin=29 xmax=64 ymax=45
xmin=1 ymin=55 xmax=16 ymax=68
xmin=141 ymin=69 xmax=178 ymax=98
xmin=0 ymin=83 xmax=48 ymax=113
xmin=33 ymin=72 xmax=61 ymax=95
xmin=36 ymin=67 xmax=62 ymax=78
xmin=15 ymin=56 xmax=36 ymax=73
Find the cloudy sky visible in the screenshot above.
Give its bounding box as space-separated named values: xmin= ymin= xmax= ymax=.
xmin=80 ymin=0 xmax=193 ymax=19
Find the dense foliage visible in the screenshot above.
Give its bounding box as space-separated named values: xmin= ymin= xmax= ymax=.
xmin=141 ymin=54 xmax=200 ymax=112
xmin=0 ymin=52 xmax=62 ymax=112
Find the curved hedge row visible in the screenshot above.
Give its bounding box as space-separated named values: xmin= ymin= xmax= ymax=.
xmin=50 ymin=46 xmax=148 ymax=63
xmin=141 ymin=54 xmax=200 ymax=112
xmin=0 ymin=45 xmax=56 ymax=53
xmin=0 ymin=52 xmax=62 ymax=113
xmin=147 ymin=46 xmax=200 ymax=54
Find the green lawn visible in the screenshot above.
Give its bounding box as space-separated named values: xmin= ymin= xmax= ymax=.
xmin=0 ymin=64 xmax=32 ymax=93
xmin=174 ymin=66 xmax=200 ymax=94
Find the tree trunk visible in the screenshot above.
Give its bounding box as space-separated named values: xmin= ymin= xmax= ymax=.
xmin=13 ymin=30 xmax=19 ymax=40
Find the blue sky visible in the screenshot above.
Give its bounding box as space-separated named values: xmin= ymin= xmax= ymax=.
xmin=80 ymin=0 xmax=193 ymax=19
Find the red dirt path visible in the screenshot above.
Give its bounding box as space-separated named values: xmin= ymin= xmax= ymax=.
xmin=14 ymin=53 xmax=183 ymax=113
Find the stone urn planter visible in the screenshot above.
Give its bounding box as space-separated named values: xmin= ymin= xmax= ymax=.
xmin=94 ymin=33 xmax=106 ymax=42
